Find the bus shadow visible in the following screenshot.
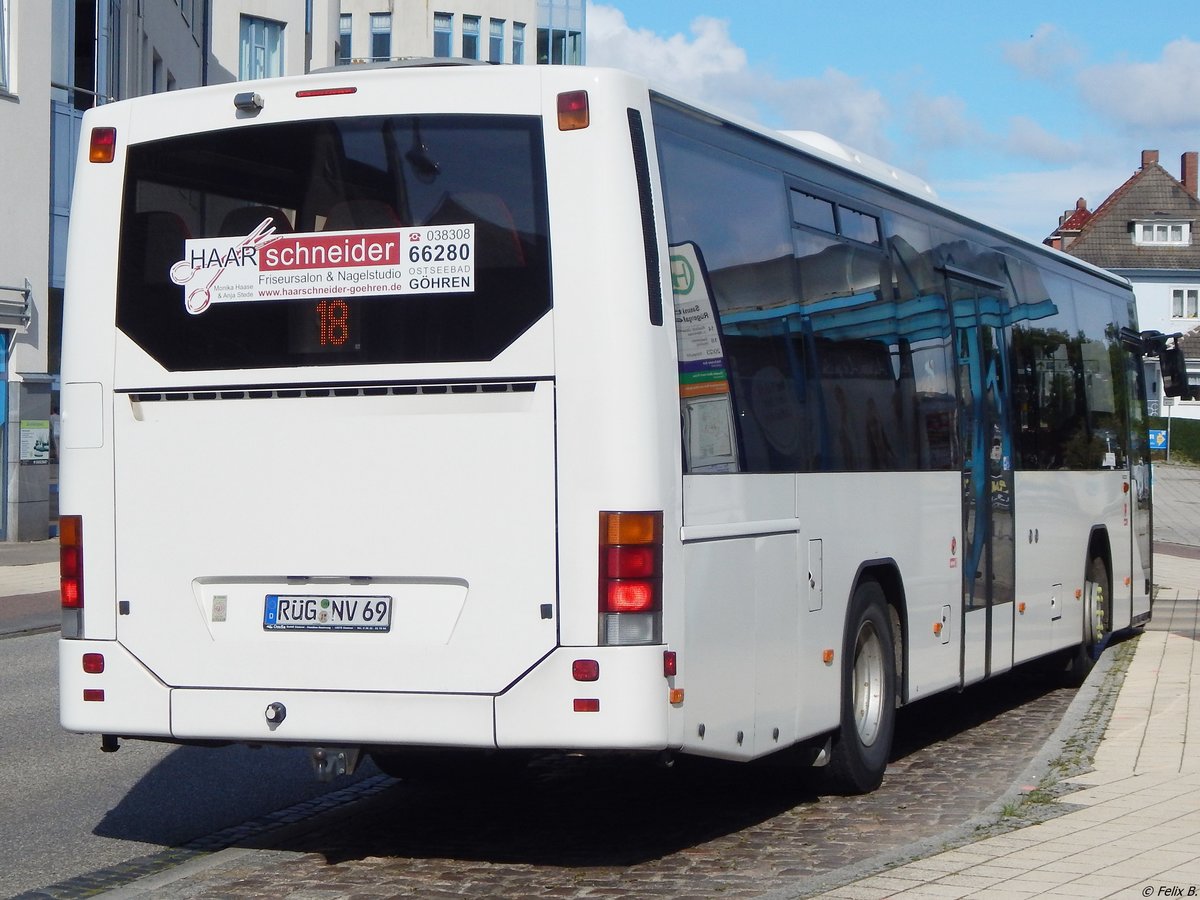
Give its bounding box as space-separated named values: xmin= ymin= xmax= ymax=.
xmin=92 ymin=661 xmax=1077 ymax=869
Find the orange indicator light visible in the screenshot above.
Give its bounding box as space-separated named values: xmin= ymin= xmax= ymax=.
xmin=669 ymin=689 xmax=685 ymax=705
xmin=822 ymin=649 xmax=835 ymax=665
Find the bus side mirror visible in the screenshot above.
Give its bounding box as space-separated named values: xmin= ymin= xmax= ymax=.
xmin=1131 ymin=329 xmax=1197 ymax=402
xmin=1160 ymin=341 xmax=1194 ymax=400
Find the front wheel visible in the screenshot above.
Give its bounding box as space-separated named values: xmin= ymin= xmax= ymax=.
xmin=826 ymin=578 xmax=896 ymax=794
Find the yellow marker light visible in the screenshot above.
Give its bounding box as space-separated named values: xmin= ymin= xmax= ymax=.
xmin=669 ymin=689 xmax=685 ymax=705
xmin=557 ymin=90 xmax=590 ymax=131
xmin=933 ymin=621 xmax=943 ymax=635
xmin=1018 ymin=602 xmax=1027 ymax=614
xmin=822 ymin=649 xmax=835 ymax=665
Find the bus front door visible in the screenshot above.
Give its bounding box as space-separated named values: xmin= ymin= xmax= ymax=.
xmin=952 ymin=276 xmax=1016 ymax=685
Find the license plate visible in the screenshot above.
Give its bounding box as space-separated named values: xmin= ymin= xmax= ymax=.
xmin=263 ymin=594 xmax=392 ymax=632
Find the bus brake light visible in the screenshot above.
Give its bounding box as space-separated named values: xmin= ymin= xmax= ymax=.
xmin=89 ymin=128 xmax=116 ymax=164
xmin=599 ymin=511 xmax=662 ymax=645
xmin=60 ymin=515 xmax=84 ymax=610
xmin=557 ymin=91 xmax=589 ymax=131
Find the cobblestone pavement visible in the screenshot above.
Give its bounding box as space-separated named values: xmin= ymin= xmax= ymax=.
xmin=94 ymin=668 xmax=1080 ymax=899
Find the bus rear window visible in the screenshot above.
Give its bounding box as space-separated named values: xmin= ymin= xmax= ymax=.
xmin=115 ymin=115 xmax=551 ymax=371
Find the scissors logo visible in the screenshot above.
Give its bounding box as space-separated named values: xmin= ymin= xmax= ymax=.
xmin=170 ymin=217 xmax=281 ymax=314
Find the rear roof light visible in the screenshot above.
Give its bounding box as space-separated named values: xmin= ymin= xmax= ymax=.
xmin=60 ymin=515 xmax=83 ymax=610
xmin=89 ymin=127 xmax=116 ymax=164
xmin=297 ymin=86 xmax=358 ymax=99
xmin=557 ymin=90 xmax=589 ymax=131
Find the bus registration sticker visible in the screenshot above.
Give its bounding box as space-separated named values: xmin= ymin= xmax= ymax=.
xmin=263 ymin=594 xmax=393 ymax=632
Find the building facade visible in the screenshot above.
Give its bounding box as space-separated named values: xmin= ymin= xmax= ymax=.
xmin=338 ymin=0 xmax=583 ymax=66
xmin=0 ymin=0 xmax=53 ymax=539
xmin=1046 ymin=150 xmax=1200 ymax=419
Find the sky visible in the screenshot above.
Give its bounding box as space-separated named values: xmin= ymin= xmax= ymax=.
xmin=585 ymin=1 xmax=1200 ymax=245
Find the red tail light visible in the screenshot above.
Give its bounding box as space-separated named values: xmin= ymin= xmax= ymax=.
xmin=557 ymin=90 xmax=589 ymax=131
xmin=60 ymin=515 xmax=84 ymax=610
xmin=599 ymin=511 xmax=662 ymax=645
xmin=89 ymin=127 xmax=116 ymax=163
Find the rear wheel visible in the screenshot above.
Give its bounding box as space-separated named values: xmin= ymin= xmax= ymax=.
xmin=826 ymin=579 xmax=896 ymax=794
xmin=1066 ymin=555 xmax=1110 ymax=684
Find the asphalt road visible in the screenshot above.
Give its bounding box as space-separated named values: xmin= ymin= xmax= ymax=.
xmin=0 ymin=630 xmax=377 ymax=898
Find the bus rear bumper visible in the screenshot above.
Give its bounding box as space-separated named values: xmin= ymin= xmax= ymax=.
xmin=60 ymin=640 xmax=673 ymax=752
xmin=494 ymin=645 xmax=672 ymax=750
xmin=60 ymin=638 xmax=173 ymax=737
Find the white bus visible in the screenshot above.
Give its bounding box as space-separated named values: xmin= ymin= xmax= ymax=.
xmin=59 ymin=61 xmax=1185 ymax=792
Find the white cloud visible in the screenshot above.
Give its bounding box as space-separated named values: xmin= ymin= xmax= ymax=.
xmin=903 ymin=92 xmax=985 ymax=151
xmin=1003 ymin=116 xmax=1083 ymax=164
xmin=1002 ymin=24 xmax=1083 ymax=81
xmin=586 ymin=5 xmax=745 ymax=99
xmin=586 ymin=4 xmax=892 ymax=158
xmin=1077 ymin=38 xmax=1200 ymax=129
xmin=938 ymin=162 xmax=1131 ymax=244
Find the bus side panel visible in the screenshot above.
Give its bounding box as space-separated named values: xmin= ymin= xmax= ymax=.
xmin=1014 ymin=470 xmax=1132 ymax=664
xmin=678 ymin=474 xmax=803 ymax=761
xmin=805 ymin=472 xmax=962 ymax=704
xmin=679 ymin=471 xmax=960 ymax=762
xmin=538 ymin=72 xmax=683 ymax=651
xmin=59 ymin=103 xmax=131 ymax=646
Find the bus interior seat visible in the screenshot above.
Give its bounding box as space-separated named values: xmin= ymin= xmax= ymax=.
xmin=323 ymin=199 xmax=401 ymax=231
xmin=128 ymin=211 xmax=191 ymax=288
xmin=218 ymin=205 xmax=293 ymax=237
xmin=427 ymin=192 xmax=526 ymax=267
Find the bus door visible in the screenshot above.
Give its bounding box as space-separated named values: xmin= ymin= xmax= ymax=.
xmin=951 ymin=275 xmax=1016 ymax=685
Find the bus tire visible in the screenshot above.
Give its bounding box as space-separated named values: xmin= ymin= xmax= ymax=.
xmin=1066 ymin=555 xmax=1110 ymax=684
xmin=826 ymin=578 xmax=896 ymax=794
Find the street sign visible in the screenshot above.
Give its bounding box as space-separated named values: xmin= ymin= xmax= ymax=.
xmin=1150 ymin=429 xmax=1168 ymax=451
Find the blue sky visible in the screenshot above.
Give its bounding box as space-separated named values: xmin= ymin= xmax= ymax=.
xmin=586 ymin=2 xmax=1200 ymax=244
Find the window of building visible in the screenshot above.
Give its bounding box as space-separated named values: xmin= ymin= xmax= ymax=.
xmin=338 ymin=13 xmax=352 ymax=65
xmin=152 ymin=51 xmax=164 ymax=93
xmin=1172 ymin=288 xmax=1200 ymax=319
xmin=239 ymin=16 xmax=284 ymax=80
xmin=538 ymin=27 xmax=584 ymax=65
xmin=433 ymin=12 xmax=452 ymax=58
xmin=462 ymin=16 xmax=481 ymax=60
xmin=1133 ymin=220 xmax=1191 ymax=246
xmin=369 ymin=13 xmax=391 ymax=63
xmin=489 ymin=19 xmax=504 ymax=63
xmin=1 ymin=0 xmax=10 ymax=92
xmin=512 ymin=22 xmax=525 ymax=64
